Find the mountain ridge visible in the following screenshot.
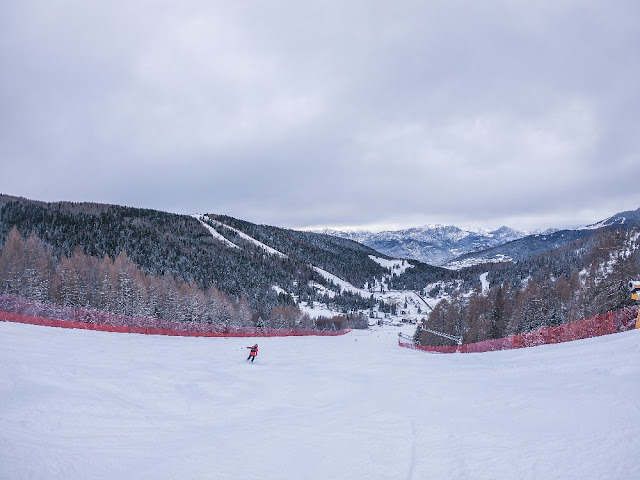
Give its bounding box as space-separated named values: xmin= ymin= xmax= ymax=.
xmin=315 ymin=224 xmax=528 ymax=266
xmin=316 ymin=209 xmax=640 ymax=268
xmin=445 ymin=207 xmax=640 ymax=269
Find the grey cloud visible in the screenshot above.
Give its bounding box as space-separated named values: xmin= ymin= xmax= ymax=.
xmin=1 ymin=0 xmax=639 ymax=232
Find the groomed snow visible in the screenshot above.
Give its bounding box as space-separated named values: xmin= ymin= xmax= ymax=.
xmin=1 ymin=322 xmax=639 ymax=480
xmin=192 ymin=215 xmax=240 ymax=250
xmin=206 ymin=217 xmax=287 ymax=258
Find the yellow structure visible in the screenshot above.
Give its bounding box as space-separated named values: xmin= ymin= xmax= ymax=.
xmin=630 ymin=281 xmax=640 ymax=329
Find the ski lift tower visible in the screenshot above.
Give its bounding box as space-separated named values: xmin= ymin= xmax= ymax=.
xmin=406 ymin=321 xmax=463 ymax=346
xmin=629 ymin=281 xmax=640 ymax=329
xmin=418 ymin=326 xmax=463 ymax=346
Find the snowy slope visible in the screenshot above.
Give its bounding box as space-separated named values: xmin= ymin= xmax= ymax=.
xmin=196 ymin=217 xmax=428 ymax=322
xmin=1 ymin=322 xmax=639 ymax=480
xmin=192 ymin=214 xmax=240 ymax=249
xmin=201 ymin=215 xmax=287 ymax=258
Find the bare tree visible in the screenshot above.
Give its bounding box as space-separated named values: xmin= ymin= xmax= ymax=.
xmin=0 ymin=227 xmax=26 ymax=295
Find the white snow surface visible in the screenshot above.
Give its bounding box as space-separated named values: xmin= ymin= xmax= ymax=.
xmin=206 ymin=217 xmax=287 ymax=258
xmin=368 ymin=255 xmax=413 ymax=275
xmin=192 ymin=215 xmax=240 ymax=249
xmin=1 ymin=322 xmax=639 ymax=480
xmin=480 ymin=272 xmax=490 ymax=295
xmin=312 ymin=265 xmax=365 ymax=296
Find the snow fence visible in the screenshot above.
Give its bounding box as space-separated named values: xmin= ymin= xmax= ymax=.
xmin=399 ymin=305 xmax=640 ymax=354
xmin=0 ymin=295 xmax=350 ymax=337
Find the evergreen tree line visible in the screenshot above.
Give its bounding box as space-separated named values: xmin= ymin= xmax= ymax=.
xmin=0 ymin=227 xmax=365 ymax=329
xmin=0 ymin=199 xmax=304 ymax=316
xmin=418 ymin=228 xmax=640 ymax=345
xmin=0 ymin=198 xmax=397 ymax=317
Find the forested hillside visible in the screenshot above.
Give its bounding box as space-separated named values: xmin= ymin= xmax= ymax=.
xmin=206 ymin=214 xmax=387 ymax=289
xmin=0 ymin=195 xmax=399 ymax=326
xmin=418 ymin=226 xmax=640 ymax=345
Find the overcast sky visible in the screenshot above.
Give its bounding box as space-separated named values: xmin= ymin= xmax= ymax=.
xmin=1 ymin=0 xmax=639 ymax=232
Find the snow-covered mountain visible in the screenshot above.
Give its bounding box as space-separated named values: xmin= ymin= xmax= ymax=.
xmin=584 ymin=207 xmax=640 ymax=229
xmin=320 ymin=207 xmax=640 ymax=269
xmin=445 ymin=206 xmax=640 ymax=269
xmin=318 ymin=225 xmax=527 ymax=266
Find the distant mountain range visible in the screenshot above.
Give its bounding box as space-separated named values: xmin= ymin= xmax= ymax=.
xmin=316 ymin=225 xmax=535 ymax=266
xmin=319 ymin=207 xmax=640 ymax=268
xmin=445 ymin=207 xmax=640 ymax=268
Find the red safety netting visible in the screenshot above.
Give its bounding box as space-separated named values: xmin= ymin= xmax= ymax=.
xmin=400 ymin=305 xmax=639 ymax=354
xmin=0 ymin=295 xmax=350 ymax=338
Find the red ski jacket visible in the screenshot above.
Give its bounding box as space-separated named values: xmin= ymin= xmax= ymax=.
xmin=247 ymin=345 xmax=258 ymax=356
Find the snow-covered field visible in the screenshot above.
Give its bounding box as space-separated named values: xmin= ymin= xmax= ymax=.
xmin=1 ymin=322 xmax=639 ymax=480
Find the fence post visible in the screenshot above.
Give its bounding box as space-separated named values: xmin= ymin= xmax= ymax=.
xmin=608 ymin=311 xmax=614 ymax=334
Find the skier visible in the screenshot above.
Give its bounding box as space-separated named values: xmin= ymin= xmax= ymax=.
xmin=246 ymin=343 xmax=258 ymax=362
